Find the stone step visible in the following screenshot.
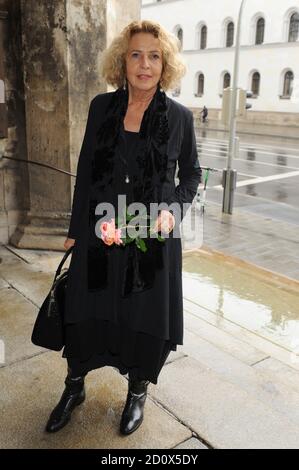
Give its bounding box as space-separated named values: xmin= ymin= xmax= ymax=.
xmin=183 ymin=298 xmax=299 ymax=371
xmin=152 ymin=355 xmax=299 ymax=449
xmin=184 ymin=306 xmax=267 ymax=366
xmin=253 ymin=356 xmax=299 ymax=395
xmin=180 ymin=326 xmax=299 ymax=428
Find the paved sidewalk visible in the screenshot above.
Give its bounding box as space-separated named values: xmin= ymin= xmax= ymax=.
xmin=202 ymin=202 xmax=299 ymax=282
xmin=1 ymin=244 xmax=299 ymax=449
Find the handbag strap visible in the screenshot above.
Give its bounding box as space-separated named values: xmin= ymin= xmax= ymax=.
xmin=54 ymin=245 xmax=74 ymax=279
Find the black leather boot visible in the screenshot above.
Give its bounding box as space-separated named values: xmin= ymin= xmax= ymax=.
xmin=45 ymin=368 xmax=86 ymax=433
xmin=119 ymin=375 xmax=150 ymax=435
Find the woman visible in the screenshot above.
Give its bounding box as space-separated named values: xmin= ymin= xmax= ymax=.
xmin=45 ymin=20 xmax=201 ymax=436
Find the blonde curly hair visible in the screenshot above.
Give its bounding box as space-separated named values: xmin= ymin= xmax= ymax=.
xmin=100 ymin=20 xmax=186 ymax=92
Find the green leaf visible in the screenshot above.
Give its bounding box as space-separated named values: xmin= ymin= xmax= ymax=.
xmin=126 ymin=213 xmax=136 ymax=222
xmin=135 ymin=237 xmax=147 ymax=252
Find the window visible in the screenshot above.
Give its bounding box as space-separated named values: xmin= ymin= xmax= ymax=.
xmin=200 ymin=25 xmax=207 ymax=49
xmin=251 ymin=72 xmax=260 ymax=96
xmin=177 ymin=27 xmax=183 ymax=49
xmin=283 ymin=70 xmax=294 ymax=96
xmin=223 ymin=72 xmax=231 ymax=89
xmin=196 ymin=74 xmax=204 ymax=96
xmin=255 ymin=17 xmax=265 ymax=44
xmin=226 ymin=22 xmax=234 ymax=47
xmin=288 ymin=12 xmax=299 ymax=42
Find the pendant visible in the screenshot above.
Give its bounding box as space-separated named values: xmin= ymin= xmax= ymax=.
xmin=125 ymin=174 xmax=130 ymax=184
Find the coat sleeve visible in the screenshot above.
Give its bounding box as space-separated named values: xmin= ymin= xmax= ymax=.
xmin=67 ymin=97 xmax=96 ymax=239
xmin=164 ymin=109 xmax=202 ymax=222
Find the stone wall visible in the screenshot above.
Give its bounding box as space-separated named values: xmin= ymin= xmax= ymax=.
xmin=0 ymin=0 xmax=140 ymax=248
xmin=0 ymin=0 xmax=29 ymax=244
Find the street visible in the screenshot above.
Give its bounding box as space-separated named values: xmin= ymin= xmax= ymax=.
xmin=196 ymin=130 xmax=299 ymax=225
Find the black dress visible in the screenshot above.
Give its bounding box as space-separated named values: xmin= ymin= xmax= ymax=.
xmin=63 ymin=128 xmax=182 ymax=384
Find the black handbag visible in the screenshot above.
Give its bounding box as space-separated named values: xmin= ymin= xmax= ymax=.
xmin=31 ymin=245 xmax=74 ymax=351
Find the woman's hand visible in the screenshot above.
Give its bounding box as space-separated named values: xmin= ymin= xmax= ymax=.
xmin=153 ymin=210 xmax=175 ymax=234
xmin=64 ymin=237 xmax=75 ymax=250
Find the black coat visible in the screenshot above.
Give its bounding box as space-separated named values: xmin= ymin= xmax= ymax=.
xmin=64 ymin=90 xmax=201 ymax=348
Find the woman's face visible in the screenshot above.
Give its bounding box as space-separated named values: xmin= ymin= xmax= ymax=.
xmin=125 ymin=32 xmax=163 ymax=92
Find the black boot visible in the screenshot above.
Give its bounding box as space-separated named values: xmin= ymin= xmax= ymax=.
xmin=119 ymin=375 xmax=150 ymax=435
xmin=45 ymin=368 xmax=86 ymax=433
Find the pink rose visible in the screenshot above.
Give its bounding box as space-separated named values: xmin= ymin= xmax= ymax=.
xmin=100 ymin=219 xmax=123 ymax=246
xmin=153 ymin=210 xmax=175 ymax=234
xmin=114 ymin=228 xmax=123 ymax=245
xmin=100 ymin=221 xmax=109 ymax=232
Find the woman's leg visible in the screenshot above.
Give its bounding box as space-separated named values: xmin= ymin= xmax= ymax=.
xmin=119 ymin=371 xmax=150 ymax=436
xmin=45 ymin=360 xmax=87 ymax=433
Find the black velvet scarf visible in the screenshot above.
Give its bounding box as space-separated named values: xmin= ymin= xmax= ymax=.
xmin=87 ymin=83 xmax=170 ymax=297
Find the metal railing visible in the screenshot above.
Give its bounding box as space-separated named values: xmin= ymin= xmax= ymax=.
xmin=1 ymin=151 xmax=219 ymax=216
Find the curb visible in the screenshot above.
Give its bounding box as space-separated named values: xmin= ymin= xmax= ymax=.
xmin=183 ymin=244 xmax=299 ymax=293
xmin=194 ymin=124 xmax=299 ymax=141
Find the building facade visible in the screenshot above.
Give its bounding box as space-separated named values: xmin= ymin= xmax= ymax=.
xmin=141 ymin=0 xmax=299 ymax=126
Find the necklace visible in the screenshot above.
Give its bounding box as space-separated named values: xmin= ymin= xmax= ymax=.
xmin=120 ymin=125 xmax=140 ymax=184
xmin=123 ymin=126 xmax=130 ymax=184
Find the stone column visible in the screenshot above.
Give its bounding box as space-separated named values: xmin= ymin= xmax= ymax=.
xmin=10 ymin=0 xmax=139 ymax=250
xmin=0 ymin=10 xmax=8 ymax=139
xmin=0 ymin=0 xmax=30 ymax=246
xmin=0 ymin=9 xmax=8 ymax=243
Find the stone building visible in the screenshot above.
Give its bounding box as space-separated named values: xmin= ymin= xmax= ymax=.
xmin=0 ymin=0 xmax=139 ymax=247
xmin=142 ymin=0 xmax=299 ymax=127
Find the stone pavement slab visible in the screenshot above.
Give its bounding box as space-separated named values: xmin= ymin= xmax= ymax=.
xmin=0 ymin=351 xmax=191 ymax=449
xmin=253 ymin=357 xmax=299 ymax=395
xmin=0 ymin=277 xmax=8 ymax=289
xmin=151 ymin=356 xmax=299 ymax=449
xmin=0 ymin=286 xmax=44 ymax=367
xmin=202 ymin=203 xmax=299 ymax=281
xmin=182 ymin=249 xmax=299 ymax=370
xmin=4 ymin=246 xmax=67 ymax=272
xmin=0 ymin=246 xmax=57 ymax=307
xmin=180 ymin=327 xmax=299 ymax=425
xmin=183 ymin=307 xmax=267 ymax=366
xmin=183 ymin=297 xmax=299 ymax=371
xmin=173 ymin=437 xmax=209 ymax=449
xmin=1 ymin=245 xmax=299 ymax=448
